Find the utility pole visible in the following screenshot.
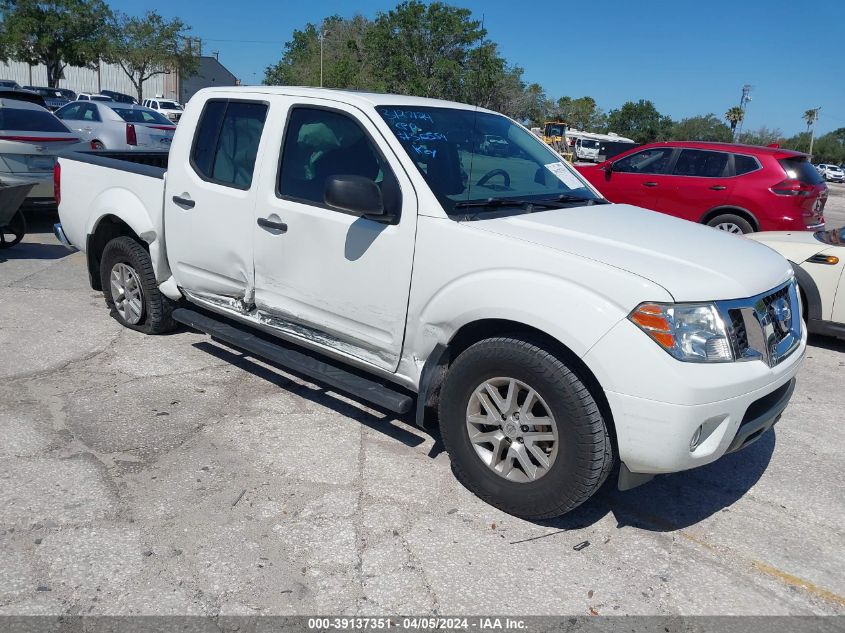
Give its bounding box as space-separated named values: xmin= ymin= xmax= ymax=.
xmin=735 ymin=84 xmax=752 ymax=142
xmin=807 ymin=107 xmax=821 ymax=158
xmin=319 ymin=30 xmax=327 ymax=88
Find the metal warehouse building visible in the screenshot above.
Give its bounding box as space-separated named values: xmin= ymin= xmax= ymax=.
xmin=0 ymin=55 xmax=238 ymax=103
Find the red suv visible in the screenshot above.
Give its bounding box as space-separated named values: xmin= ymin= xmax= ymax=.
xmin=575 ymin=141 xmax=827 ymax=233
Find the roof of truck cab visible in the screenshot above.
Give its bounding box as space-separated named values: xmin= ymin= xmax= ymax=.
xmin=195 ymin=86 xmax=493 ymax=113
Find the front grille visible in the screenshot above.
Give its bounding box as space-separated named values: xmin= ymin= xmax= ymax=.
xmin=718 ymin=280 xmax=801 ymax=367
xmin=729 ymin=309 xmax=748 ymax=354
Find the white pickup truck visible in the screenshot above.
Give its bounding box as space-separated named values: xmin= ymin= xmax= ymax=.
xmin=54 ymin=87 xmax=805 ymax=519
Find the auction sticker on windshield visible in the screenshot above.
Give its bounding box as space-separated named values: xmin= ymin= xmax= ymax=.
xmin=545 ymin=162 xmax=585 ymax=190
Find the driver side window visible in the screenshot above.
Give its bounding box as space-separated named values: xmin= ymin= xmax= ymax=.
xmin=277 ymin=107 xmax=400 ymax=215
xmin=614 ymin=147 xmax=674 ymax=174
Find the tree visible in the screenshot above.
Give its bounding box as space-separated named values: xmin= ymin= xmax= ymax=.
xmin=671 ymin=114 xmax=732 ymax=142
xmin=724 ymin=106 xmax=744 ymax=137
xmin=738 ymin=126 xmax=782 ymax=147
xmin=605 ymin=99 xmax=673 ymax=143
xmin=103 ymin=11 xmax=198 ymax=103
xmin=363 ymin=1 xmax=485 ymax=100
xmin=554 ymin=96 xmax=605 ymax=131
xmin=803 ymin=108 xmax=818 ymax=132
xmin=0 ymin=0 xmax=113 ymax=87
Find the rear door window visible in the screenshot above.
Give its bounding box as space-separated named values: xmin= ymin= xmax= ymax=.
xmin=780 ymin=157 xmax=824 ymax=185
xmin=613 ymin=147 xmax=674 ymax=174
xmin=56 ymin=103 xmax=83 ymax=120
xmin=190 ymin=99 xmax=268 ymax=189
xmin=0 ymin=108 xmax=70 ymax=132
xmin=671 ymin=149 xmax=729 ymax=177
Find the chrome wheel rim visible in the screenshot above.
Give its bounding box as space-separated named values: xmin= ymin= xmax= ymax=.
xmin=715 ymin=222 xmax=744 ymax=234
xmin=465 ymin=377 xmax=559 ymax=482
xmin=110 ymin=262 xmax=144 ymax=325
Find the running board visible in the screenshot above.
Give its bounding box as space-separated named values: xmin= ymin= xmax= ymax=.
xmin=172 ymin=308 xmax=413 ymax=415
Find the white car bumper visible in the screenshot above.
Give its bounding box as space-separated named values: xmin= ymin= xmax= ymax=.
xmin=584 ymin=312 xmax=806 ymax=477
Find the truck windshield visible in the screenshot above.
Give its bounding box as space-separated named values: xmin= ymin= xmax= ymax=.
xmin=376 ymin=106 xmax=600 ymax=216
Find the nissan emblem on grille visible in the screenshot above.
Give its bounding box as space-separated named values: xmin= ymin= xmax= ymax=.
xmin=770 ymin=297 xmax=792 ymax=336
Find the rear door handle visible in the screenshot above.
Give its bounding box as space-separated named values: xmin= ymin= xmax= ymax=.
xmin=643 ymin=182 xmax=659 ymax=187
xmin=257 ymin=217 xmax=288 ymax=233
xmin=172 ymin=195 xmax=195 ymax=209
xmin=709 ymin=185 xmax=727 ymax=191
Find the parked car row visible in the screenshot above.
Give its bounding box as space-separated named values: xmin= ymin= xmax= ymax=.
xmin=55 ymin=101 xmax=176 ymax=150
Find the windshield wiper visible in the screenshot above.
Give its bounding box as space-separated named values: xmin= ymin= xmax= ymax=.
xmin=453 ymin=197 xmax=568 ymax=210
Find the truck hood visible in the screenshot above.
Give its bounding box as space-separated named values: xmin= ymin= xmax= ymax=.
xmin=471 ymin=203 xmax=793 ymax=302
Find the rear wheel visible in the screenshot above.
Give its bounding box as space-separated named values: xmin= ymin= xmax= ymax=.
xmin=438 ymin=337 xmax=613 ymax=519
xmin=91 ymin=140 xmax=105 ymax=150
xmin=99 ymin=236 xmax=176 ymax=334
xmin=0 ymin=210 xmax=26 ymax=248
xmin=707 ymin=213 xmax=754 ymax=234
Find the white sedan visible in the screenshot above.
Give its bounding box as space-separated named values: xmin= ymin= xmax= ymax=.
xmin=748 ymin=227 xmax=845 ymax=339
xmin=54 ymin=101 xmax=176 ymax=151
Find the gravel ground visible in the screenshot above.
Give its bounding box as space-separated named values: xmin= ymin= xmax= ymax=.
xmin=0 ymin=211 xmax=843 ymax=618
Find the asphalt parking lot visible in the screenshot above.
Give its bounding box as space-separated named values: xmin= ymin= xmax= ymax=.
xmin=0 ymin=189 xmax=844 ymax=617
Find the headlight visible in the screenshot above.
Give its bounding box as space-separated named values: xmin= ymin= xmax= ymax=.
xmin=629 ymin=302 xmax=733 ymax=362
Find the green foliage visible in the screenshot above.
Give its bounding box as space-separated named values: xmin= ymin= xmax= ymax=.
xmin=605 ymin=99 xmax=674 ymax=143
xmin=103 ymin=11 xmax=197 ymax=102
xmin=0 ymin=0 xmax=113 ymax=87
xmin=671 ymin=114 xmax=732 ymax=142
xmin=554 ymin=96 xmax=606 ymax=131
xmin=739 ymin=126 xmax=783 ymax=147
xmin=781 ymin=128 xmax=845 ymax=163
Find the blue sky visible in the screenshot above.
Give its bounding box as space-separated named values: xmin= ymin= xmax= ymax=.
xmin=108 ymin=0 xmax=844 ymax=136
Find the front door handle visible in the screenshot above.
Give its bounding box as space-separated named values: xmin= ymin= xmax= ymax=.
xmin=172 ymin=195 xmax=195 ymax=209
xmin=709 ymin=185 xmax=727 ymax=191
xmin=257 ymin=217 xmax=288 ymax=233
xmin=643 ymin=181 xmax=659 ymax=187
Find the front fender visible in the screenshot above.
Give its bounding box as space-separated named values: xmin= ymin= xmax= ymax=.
xmin=409 ymin=268 xmax=666 ymax=369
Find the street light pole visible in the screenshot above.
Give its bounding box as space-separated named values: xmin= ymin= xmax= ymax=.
xmin=735 ymin=84 xmax=752 ymax=142
xmin=808 ymin=107 xmax=821 ymax=158
xmin=319 ymin=31 xmax=325 ymax=88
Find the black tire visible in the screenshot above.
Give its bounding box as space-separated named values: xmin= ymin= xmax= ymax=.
xmin=99 ymin=236 xmax=177 ymax=334
xmin=706 ymin=213 xmax=754 ymax=234
xmin=0 ymin=209 xmax=26 ymax=248
xmin=91 ymin=140 xmax=105 ymax=150
xmin=438 ymin=337 xmax=613 ymax=519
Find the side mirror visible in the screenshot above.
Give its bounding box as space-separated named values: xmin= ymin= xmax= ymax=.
xmin=324 ymin=175 xmax=387 ymax=219
xmin=602 ymin=161 xmax=614 ymax=173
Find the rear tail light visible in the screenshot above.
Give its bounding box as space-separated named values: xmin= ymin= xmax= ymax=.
xmin=53 ymin=161 xmax=61 ymax=206
xmin=770 ymin=179 xmax=815 ymax=196
xmin=126 ymin=123 xmax=137 ymax=146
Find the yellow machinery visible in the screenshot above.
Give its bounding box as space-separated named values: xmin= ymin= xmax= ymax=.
xmin=542 ymin=121 xmax=574 ymax=162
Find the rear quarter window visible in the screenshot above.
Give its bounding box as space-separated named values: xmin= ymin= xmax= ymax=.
xmin=733 ymin=154 xmax=760 ymax=175
xmin=0 ymin=108 xmax=70 ymax=133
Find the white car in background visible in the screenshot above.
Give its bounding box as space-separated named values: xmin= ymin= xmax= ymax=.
xmin=55 ymin=101 xmax=176 ymax=150
xmin=142 ymin=98 xmax=184 ymax=123
xmin=0 ymin=96 xmax=86 ymax=207
xmin=76 ymin=93 xmax=115 ymax=102
xmin=748 ymin=227 xmax=845 ymax=339
xmin=816 ymin=164 xmax=844 ymax=183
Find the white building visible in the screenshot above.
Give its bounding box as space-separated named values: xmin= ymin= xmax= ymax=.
xmin=0 ymin=55 xmax=238 ymax=102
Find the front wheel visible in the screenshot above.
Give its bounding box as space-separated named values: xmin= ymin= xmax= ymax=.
xmin=706 ymin=213 xmax=754 ymax=234
xmin=99 ymin=236 xmax=177 ymax=334
xmin=438 ymin=337 xmax=613 ymax=519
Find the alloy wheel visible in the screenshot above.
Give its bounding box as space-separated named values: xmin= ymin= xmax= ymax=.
xmin=465 ymin=377 xmax=559 ymax=482
xmin=110 ymin=262 xmax=144 ymax=325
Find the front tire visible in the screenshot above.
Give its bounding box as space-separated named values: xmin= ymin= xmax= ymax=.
xmin=438 ymin=337 xmax=613 ymax=519
xmin=707 ymin=213 xmax=754 ymax=234
xmin=99 ymin=236 xmax=176 ymax=334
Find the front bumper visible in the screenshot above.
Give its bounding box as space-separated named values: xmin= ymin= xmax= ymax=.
xmin=583 ymin=299 xmax=806 ymax=477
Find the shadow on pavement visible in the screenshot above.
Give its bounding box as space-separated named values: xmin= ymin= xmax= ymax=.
xmin=0 ymin=241 xmax=72 ymax=261
xmin=192 ymin=340 xmax=427 ymax=449
xmin=548 ymin=429 xmax=776 ymax=532
xmin=807 ymin=333 xmax=845 ymax=353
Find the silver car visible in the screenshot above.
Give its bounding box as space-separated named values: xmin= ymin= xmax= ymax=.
xmin=54 ymin=101 xmax=176 ymax=150
xmin=0 ymin=97 xmax=87 ymax=207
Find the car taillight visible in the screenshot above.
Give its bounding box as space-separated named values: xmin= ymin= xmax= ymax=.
xmin=53 ymin=161 xmax=61 ymax=206
xmin=126 ymin=123 xmax=137 ymax=146
xmin=770 ymin=179 xmax=815 ymax=196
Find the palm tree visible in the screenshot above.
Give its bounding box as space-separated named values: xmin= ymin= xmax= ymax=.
xmin=725 ymin=106 xmax=744 ymax=138
xmin=803 ymin=109 xmax=818 ymax=132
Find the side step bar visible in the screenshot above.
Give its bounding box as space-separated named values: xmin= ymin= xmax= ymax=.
xmin=172 ymin=308 xmax=413 ymax=415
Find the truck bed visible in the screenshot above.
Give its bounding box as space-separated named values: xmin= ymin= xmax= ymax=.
xmin=63 ymin=150 xmax=169 ymax=177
